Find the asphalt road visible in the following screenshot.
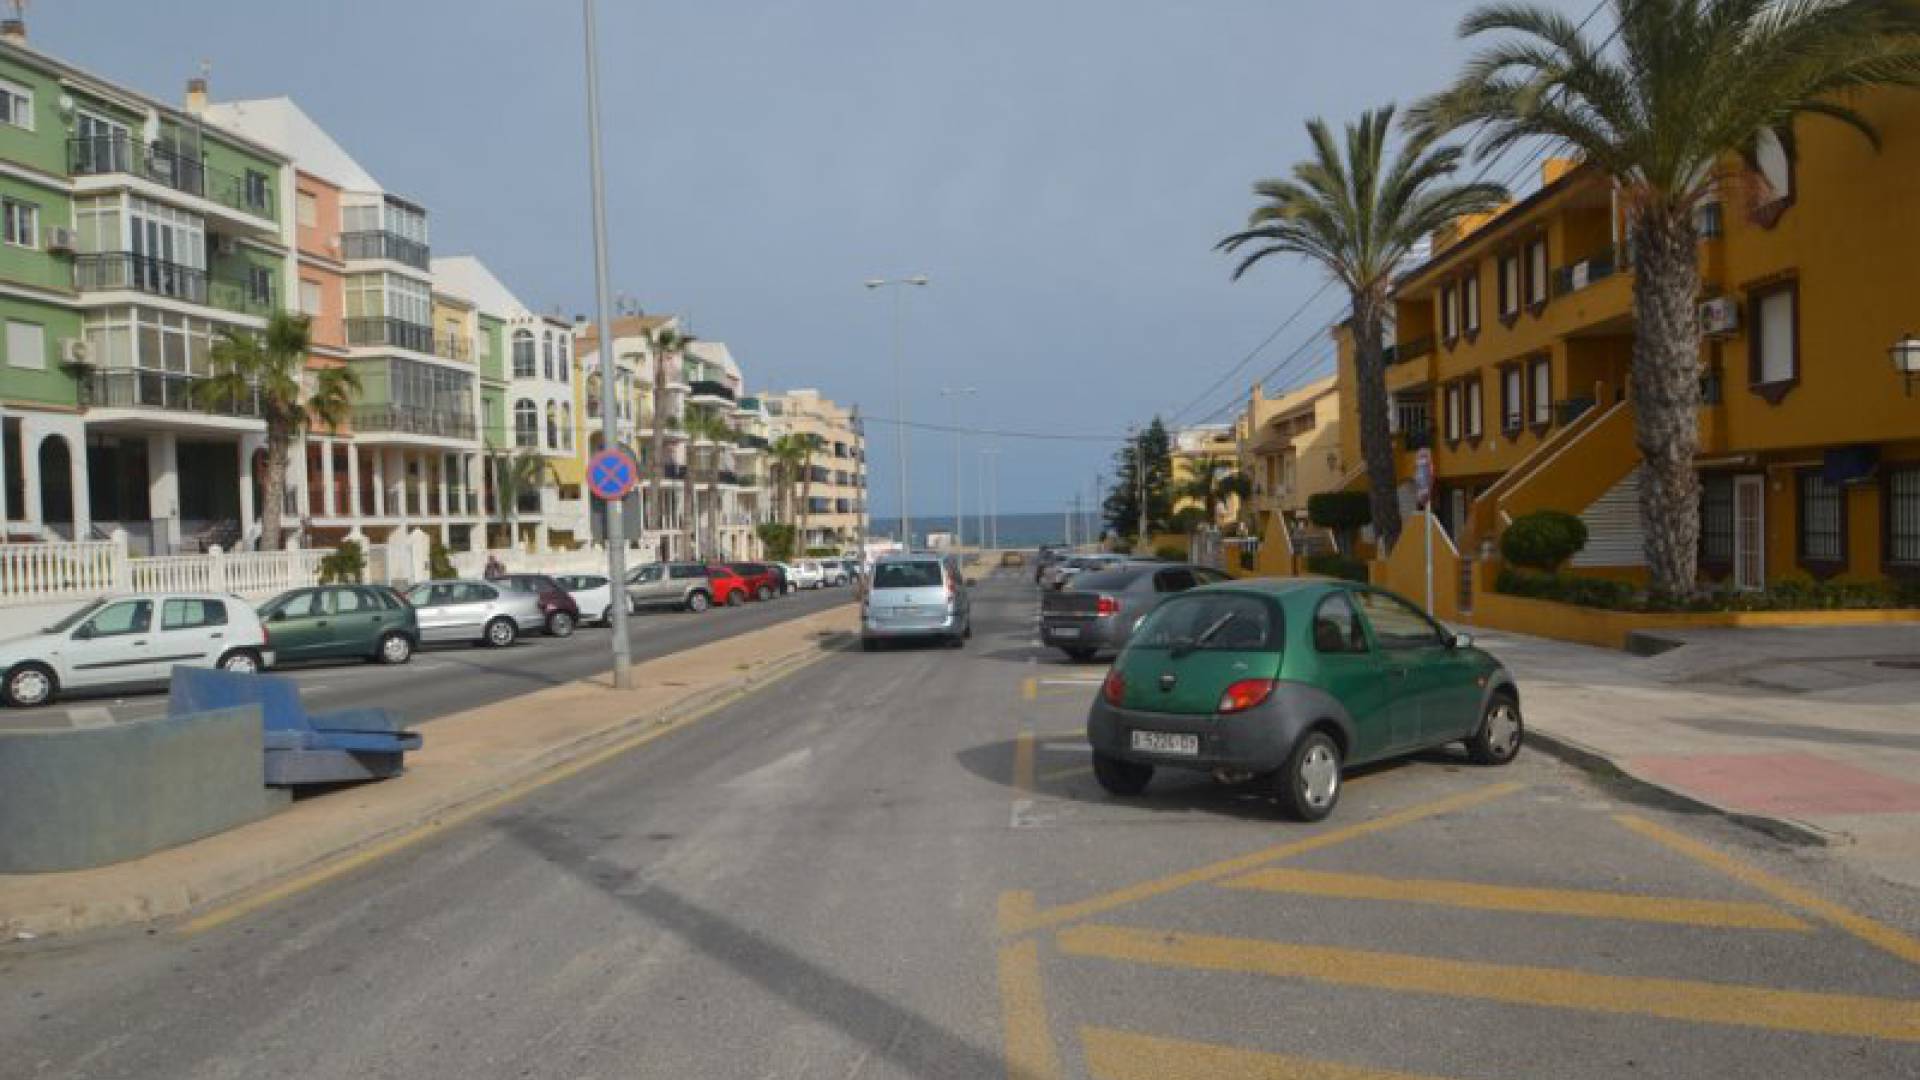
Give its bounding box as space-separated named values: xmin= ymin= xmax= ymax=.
xmin=4 ymin=573 xmax=1919 ymax=1079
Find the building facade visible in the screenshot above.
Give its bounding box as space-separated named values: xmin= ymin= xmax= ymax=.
xmin=763 ymin=389 xmax=865 ymax=553
xmin=1235 ymin=374 xmax=1341 ymax=541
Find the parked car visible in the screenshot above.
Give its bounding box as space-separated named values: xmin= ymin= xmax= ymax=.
xmin=861 ymin=554 xmax=972 ymax=650
xmin=1 ymin=593 xmax=274 ymax=707
xmin=726 ymin=562 xmax=781 ymax=601
xmin=258 ymin=585 xmax=418 ymax=666
xmin=553 ymin=573 xmax=627 ymax=625
xmin=1085 ymin=579 xmax=1520 ymax=822
xmin=788 ymin=560 xmax=825 ymax=590
xmin=819 ymin=559 xmax=851 ymax=587
xmin=706 ymin=565 xmax=752 ymax=606
xmin=627 ymin=562 xmax=717 ymax=612
xmin=1042 ymin=553 xmax=1126 ymax=591
xmin=491 ymin=573 xmax=582 ymax=637
xmin=841 ymin=557 xmax=866 ymax=582
xmin=403 ymin=580 xmax=545 ymax=648
xmin=1033 ymin=544 xmax=1067 ymax=583
xmin=1040 ymin=563 xmax=1230 ymax=662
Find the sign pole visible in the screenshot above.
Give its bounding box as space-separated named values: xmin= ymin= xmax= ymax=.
xmin=1414 ymin=446 xmax=1435 ymax=616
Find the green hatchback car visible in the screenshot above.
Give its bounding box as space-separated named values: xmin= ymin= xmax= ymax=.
xmin=257 ymin=585 xmax=419 ymax=667
xmin=1085 ymin=578 xmax=1521 ymax=821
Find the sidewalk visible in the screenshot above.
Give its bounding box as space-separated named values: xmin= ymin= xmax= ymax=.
xmin=1476 ymin=622 xmax=1920 ymax=890
xmin=0 ymin=606 xmax=857 ymax=939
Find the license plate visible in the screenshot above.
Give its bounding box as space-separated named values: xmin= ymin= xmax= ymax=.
xmin=1131 ymin=730 xmax=1199 ymax=755
xmin=1050 ymin=626 xmax=1080 ymax=639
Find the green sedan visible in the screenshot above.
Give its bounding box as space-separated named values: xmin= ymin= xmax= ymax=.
xmin=1085 ymin=578 xmax=1521 ymax=822
xmin=258 ymin=585 xmax=420 ymax=667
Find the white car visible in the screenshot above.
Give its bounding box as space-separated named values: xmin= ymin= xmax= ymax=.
xmin=0 ymin=593 xmax=275 ymax=708
xmin=554 ymin=573 xmax=629 ymax=624
xmin=768 ymin=562 xmax=799 ymax=594
xmin=789 ymin=560 xmax=826 ymax=589
xmin=819 ymin=559 xmax=850 ymax=587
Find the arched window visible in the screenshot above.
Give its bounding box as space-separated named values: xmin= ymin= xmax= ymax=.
xmin=545 ymin=402 xmax=559 ymax=449
xmin=514 ymin=399 xmax=538 ymax=447
xmin=561 ymin=403 xmax=574 ymax=450
xmin=558 ymin=335 xmax=571 ymax=382
xmin=586 ymin=374 xmax=602 ymax=418
xmin=512 ymin=330 xmax=535 ymax=378
xmin=542 ymin=333 xmax=555 ymax=381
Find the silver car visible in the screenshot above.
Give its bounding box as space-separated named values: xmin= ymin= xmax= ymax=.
xmin=861 ymin=554 xmax=971 ymax=651
xmin=626 ymin=562 xmax=717 ymax=612
xmin=403 ymin=579 xmax=544 ymax=647
xmin=1039 ymin=562 xmax=1230 ymax=661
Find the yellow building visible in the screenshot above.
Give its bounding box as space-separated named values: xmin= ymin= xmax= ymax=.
xmin=1169 ymin=425 xmax=1240 ymax=527
xmin=1237 ymin=375 xmax=1343 ymax=539
xmin=764 ymin=389 xmax=867 ymax=553
xmin=1338 ymin=91 xmax=1920 ymax=590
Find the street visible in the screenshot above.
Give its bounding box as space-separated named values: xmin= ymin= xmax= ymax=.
xmin=3 ymin=572 xmax=1918 ymax=1079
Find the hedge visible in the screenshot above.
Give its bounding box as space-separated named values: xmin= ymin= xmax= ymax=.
xmin=1305 ymin=553 xmax=1369 ymax=583
xmin=1495 ymin=568 xmax=1920 ymax=612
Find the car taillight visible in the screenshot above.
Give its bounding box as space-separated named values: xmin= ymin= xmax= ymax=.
xmin=1095 ymin=595 xmax=1119 ymax=617
xmin=1218 ymin=679 xmax=1278 ymax=714
xmin=1102 ymin=669 xmax=1126 ymax=706
xmin=260 ymin=622 xmax=271 ymax=648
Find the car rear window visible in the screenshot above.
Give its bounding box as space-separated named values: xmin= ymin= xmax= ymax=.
xmin=873 ymin=562 xmax=944 ymax=589
xmin=1131 ymin=593 xmax=1280 ymax=652
xmin=162 ymin=598 xmax=227 ymax=630
xmin=1073 ymin=568 xmax=1152 ymax=592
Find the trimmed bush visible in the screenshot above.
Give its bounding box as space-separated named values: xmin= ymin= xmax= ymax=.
xmin=757 ymin=522 xmax=796 ymax=562
xmin=1307 ymin=492 xmax=1372 ymax=531
xmin=1305 ymin=553 xmax=1369 ymax=583
xmin=1154 ymin=544 xmax=1186 ymax=561
xmin=318 ymin=541 xmax=366 ymax=584
xmin=1494 ymin=567 xmax=1920 ymax=612
xmin=1499 ymin=510 xmax=1588 ymax=571
xmin=428 ymin=537 xmax=457 ymax=580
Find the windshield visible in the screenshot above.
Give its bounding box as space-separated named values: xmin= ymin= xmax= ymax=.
xmin=1131 ymin=593 xmax=1279 ymax=653
xmin=45 ymin=599 xmax=105 ymax=635
xmin=872 ymin=562 xmax=944 ymax=589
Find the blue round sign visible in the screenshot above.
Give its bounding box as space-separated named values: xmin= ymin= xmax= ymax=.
xmin=587 ymin=446 xmax=640 ymax=501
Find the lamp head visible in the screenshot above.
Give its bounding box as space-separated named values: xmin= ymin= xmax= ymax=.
xmin=864 ymin=279 xmax=885 ymax=289
xmin=906 ymin=275 xmax=930 ymax=286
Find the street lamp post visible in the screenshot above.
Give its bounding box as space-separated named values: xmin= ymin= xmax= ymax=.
xmin=940 ymin=386 xmax=976 ymax=547
xmin=865 ymin=276 xmax=928 ymax=548
xmin=980 ymin=446 xmax=1002 ymax=550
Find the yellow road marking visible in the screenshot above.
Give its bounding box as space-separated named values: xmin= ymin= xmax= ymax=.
xmin=1039 ymin=765 xmax=1092 ymax=783
xmin=179 ymin=649 xmax=833 ymax=937
xmin=1022 ymin=676 xmax=1038 ymax=701
xmin=1013 ymin=730 xmax=1037 ymax=796
xmin=1082 ymin=1026 xmax=1464 ymax=1080
xmin=1058 ymin=924 xmax=1920 ymax=1042
xmin=1616 ymin=814 xmax=1920 ymax=968
xmin=1222 ymin=867 xmax=1809 ymax=931
xmin=1001 ymin=782 xmax=1522 ymax=936
xmin=999 ymin=936 xmax=1065 ymax=1080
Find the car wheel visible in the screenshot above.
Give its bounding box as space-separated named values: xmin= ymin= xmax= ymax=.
xmin=686 ymin=591 xmax=711 ymax=613
xmin=1467 ymin=693 xmax=1524 ymax=766
xmin=756 ymin=585 xmax=773 ymax=601
xmin=5 ymin=663 xmax=56 ymax=708
xmin=947 ymin=633 xmax=965 ymax=649
xmin=377 ymin=632 xmax=413 ymax=665
xmin=601 ymin=605 xmax=614 ymax=626
xmin=1092 ymin=752 xmax=1153 ymax=796
xmin=861 ymin=637 xmax=879 ymax=653
xmin=1276 ymin=731 xmax=1342 ymax=822
xmin=484 ymin=617 xmax=518 ymax=648
xmin=218 ymin=649 xmax=262 ymax=674
xmin=1061 ymin=646 xmax=1098 ymax=662
xmin=726 ymin=591 xmax=744 ymax=607
xmin=547 ymin=611 xmax=576 ymax=638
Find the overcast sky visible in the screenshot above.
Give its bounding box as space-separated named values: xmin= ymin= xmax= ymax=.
xmin=41 ymin=0 xmax=1585 ymax=517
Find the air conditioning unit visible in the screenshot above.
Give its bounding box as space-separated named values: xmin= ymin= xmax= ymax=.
xmin=212 ymin=234 xmax=237 ymax=256
xmin=59 ymin=338 xmax=91 ymax=366
xmin=1699 ymin=296 xmax=1740 ymax=337
xmin=42 ymin=226 xmax=76 ymax=254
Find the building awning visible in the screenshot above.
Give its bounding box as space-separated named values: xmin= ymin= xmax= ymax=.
xmin=1823 ymin=445 xmax=1879 ymax=485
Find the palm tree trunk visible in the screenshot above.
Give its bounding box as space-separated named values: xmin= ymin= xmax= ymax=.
xmin=706 ymin=460 xmax=720 ymax=560
xmin=682 ymin=459 xmax=697 ymax=560
xmin=262 ymin=425 xmax=289 ymax=551
xmin=1629 ymin=207 xmax=1704 ymax=598
xmin=1350 ymin=293 xmax=1403 ymax=551
xmin=798 ymin=466 xmax=814 ymax=556
xmin=651 ymin=349 xmax=668 ymax=554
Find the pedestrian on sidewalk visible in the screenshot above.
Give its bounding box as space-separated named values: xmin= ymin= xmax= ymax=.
xmin=484 ymin=554 xmax=505 ymax=579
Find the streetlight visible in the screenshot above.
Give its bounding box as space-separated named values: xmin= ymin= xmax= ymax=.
xmin=865 ymin=275 xmax=928 ymax=548
xmin=980 ymin=446 xmax=1002 ymax=550
xmin=1891 ymin=332 xmax=1920 ymax=395
xmin=940 ymin=386 xmax=976 ymax=547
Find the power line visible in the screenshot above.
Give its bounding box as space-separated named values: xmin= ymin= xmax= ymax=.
xmin=1166 ymin=278 xmax=1339 ymax=424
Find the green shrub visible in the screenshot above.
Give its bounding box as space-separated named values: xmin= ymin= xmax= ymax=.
xmin=805 ymin=546 xmax=840 ymax=557
xmin=1305 ymin=553 xmax=1369 ymax=583
xmin=427 ymin=537 xmax=457 ymax=580
xmin=1307 ymin=492 xmax=1372 ymax=531
xmin=318 ymin=541 xmax=366 ymax=585
xmin=1499 ymin=510 xmax=1588 ymax=571
xmin=1496 ymin=567 xmax=1634 ymax=609
xmin=1496 ymin=567 xmax=1920 ymax=612
xmin=1154 ymin=544 xmax=1186 ymax=561
xmin=757 ymin=522 xmax=796 ymax=562
xmin=1169 ymin=506 xmax=1208 ymax=533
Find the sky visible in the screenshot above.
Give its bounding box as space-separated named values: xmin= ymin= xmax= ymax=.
xmin=34 ymin=0 xmax=1587 ymax=518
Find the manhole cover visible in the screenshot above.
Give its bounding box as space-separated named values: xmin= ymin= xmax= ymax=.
xmin=1872 ymin=659 xmax=1920 ymax=670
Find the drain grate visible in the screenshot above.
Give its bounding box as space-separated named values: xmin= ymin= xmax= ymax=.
xmin=1871 ymin=659 xmax=1920 ymax=670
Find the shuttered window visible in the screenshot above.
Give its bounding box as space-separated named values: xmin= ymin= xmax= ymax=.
xmin=1527 ymin=239 xmax=1548 ymax=305
xmin=1752 ymin=283 xmax=1797 ymax=388
xmin=1797 ymin=471 xmax=1844 ymax=568
xmin=1529 ymin=357 xmax=1552 ymax=425
xmin=1700 ymin=475 xmax=1734 ymax=566
xmin=1889 ymin=467 xmax=1920 ymax=567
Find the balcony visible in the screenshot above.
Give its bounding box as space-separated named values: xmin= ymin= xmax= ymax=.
xmin=1384 ymin=336 xmax=1435 ymax=366
xmin=688 ymin=379 xmax=736 ymax=402
xmin=345 ymin=317 xmax=435 ymax=354
xmin=737 ymin=434 xmax=768 ymax=451
xmin=81 ymin=368 xmax=260 ymax=417
xmin=72 ymin=253 xmax=276 ymax=318
xmin=434 ymin=335 xmax=471 ymax=363
xmin=1552 ymin=247 xmax=1622 ymax=297
xmin=350 ymin=405 xmax=476 ymax=441
xmin=67 ymin=135 xmax=276 ymax=222
xmin=340 ymin=230 xmax=431 ymax=272
xmin=1397 ymin=426 xmax=1433 ymax=452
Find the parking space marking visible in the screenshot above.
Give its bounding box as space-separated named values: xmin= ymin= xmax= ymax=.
xmin=64 ymin=706 xmax=115 ymax=728
xmin=1058 ymin=924 xmax=1920 ymax=1042
xmin=1221 ymin=868 xmax=1810 ymax=931
xmin=998 ymin=938 xmax=1065 ymax=1080
xmin=1038 ymin=765 xmax=1091 ymax=783
xmin=1081 ymin=1026 xmax=1461 ymax=1080
xmin=1616 ymin=813 xmax=1920 ymax=968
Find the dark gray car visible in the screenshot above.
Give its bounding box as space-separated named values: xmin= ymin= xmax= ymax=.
xmin=1039 ymin=562 xmax=1230 ymax=661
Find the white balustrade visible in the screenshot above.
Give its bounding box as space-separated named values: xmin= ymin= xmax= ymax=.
xmin=1 ymin=537 xmax=334 ymax=607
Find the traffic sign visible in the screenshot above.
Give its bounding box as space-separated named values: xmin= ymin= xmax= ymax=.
xmin=1413 ymin=448 xmax=1434 ymax=510
xmin=587 ymin=446 xmax=640 ymax=501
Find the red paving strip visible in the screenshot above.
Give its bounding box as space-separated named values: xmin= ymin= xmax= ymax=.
xmin=1628 ymin=752 xmax=1920 ymax=816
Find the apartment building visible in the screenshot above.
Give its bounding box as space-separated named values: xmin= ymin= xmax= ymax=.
xmin=763 ymin=389 xmax=865 ymax=553
xmin=1235 ymin=375 xmax=1341 ymax=538
xmin=1168 ymin=425 xmax=1238 ymax=528
xmin=1339 ymin=88 xmax=1920 ymax=589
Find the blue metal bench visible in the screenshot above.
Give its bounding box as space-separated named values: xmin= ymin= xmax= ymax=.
xmin=167 ymin=667 xmax=422 ymax=786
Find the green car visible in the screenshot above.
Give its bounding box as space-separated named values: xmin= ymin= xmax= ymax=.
xmin=1085 ymin=578 xmax=1521 ymax=822
xmin=257 ymin=585 xmax=419 ymax=667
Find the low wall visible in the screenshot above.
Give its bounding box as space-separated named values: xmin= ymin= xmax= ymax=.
xmin=0 ymin=706 xmax=287 ymax=873
xmin=1370 ymin=512 xmax=1462 ymax=621
xmin=1466 ymin=590 xmax=1920 ymax=650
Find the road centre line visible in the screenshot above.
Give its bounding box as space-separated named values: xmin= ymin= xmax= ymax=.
xmin=1221 ymin=868 xmax=1809 ymax=931
xmin=1057 ymin=924 xmax=1920 ymax=1043
xmin=1081 ymin=1026 xmax=1458 ymax=1080
xmin=999 ymin=782 xmax=1523 ymax=936
xmin=998 ymin=937 xmax=1065 ymax=1080
xmin=1615 ymin=814 xmax=1920 ymax=968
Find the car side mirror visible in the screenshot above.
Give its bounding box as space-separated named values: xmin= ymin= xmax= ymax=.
xmin=1450 ymin=632 xmax=1474 ymax=650
xmin=71 ymin=624 xmax=93 ymax=641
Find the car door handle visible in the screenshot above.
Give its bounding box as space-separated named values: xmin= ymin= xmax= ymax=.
xmin=1387 ymin=667 xmax=1408 ymax=678
xmin=316 ymin=621 xmax=329 ymax=628
xmin=209 ymin=632 xmax=223 ymax=640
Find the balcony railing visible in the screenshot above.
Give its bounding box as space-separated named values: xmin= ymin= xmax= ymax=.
xmin=737 ymin=434 xmax=768 ymax=450
xmin=72 ymin=252 xmax=275 ymax=318
xmin=340 ymin=230 xmax=431 ymax=271
xmin=1385 ymin=336 xmax=1436 ymax=366
xmin=345 ymin=317 xmax=435 ymax=354
xmin=1551 ymin=248 xmax=1622 ymax=297
xmin=1397 ymin=426 xmax=1432 ymax=452
xmin=81 ymin=368 xmax=260 ymax=417
xmin=434 ymin=335 xmax=471 ymax=362
xmin=351 ymin=405 xmax=476 ymax=440
xmin=688 ymin=379 xmax=737 ymax=402
xmin=67 ymin=135 xmax=276 ymax=222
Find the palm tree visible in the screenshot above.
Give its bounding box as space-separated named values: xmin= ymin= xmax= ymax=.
xmin=490 ymin=447 xmax=554 ymax=549
xmin=684 ymin=410 xmax=734 ymax=560
xmin=646 ymin=325 xmax=693 ymax=552
xmin=767 ymin=434 xmax=810 ymax=526
xmin=1218 ymin=107 xmax=1505 ymax=551
xmin=794 ymin=434 xmax=822 ymax=554
xmin=194 ymin=312 xmax=359 ymax=550
xmin=1409 ymin=0 xmax=1920 ymax=594
xmin=1177 ymin=455 xmax=1254 ymax=528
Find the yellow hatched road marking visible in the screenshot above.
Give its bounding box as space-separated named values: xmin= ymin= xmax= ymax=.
xmin=1616 ymin=814 xmax=1920 ymax=969
xmin=1022 ymin=676 xmax=1038 ymax=701
xmin=1222 ymin=867 xmax=1809 ymax=931
xmin=1038 ymin=765 xmax=1092 ymax=783
xmin=1000 ymin=782 xmax=1523 ymax=936
xmin=999 ymin=937 xmax=1065 ymax=1080
xmin=1082 ymin=1026 xmax=1468 ymax=1080
xmin=1057 ymin=924 xmax=1920 ymax=1042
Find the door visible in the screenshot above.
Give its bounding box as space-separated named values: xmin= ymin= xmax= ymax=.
xmin=1306 ymin=591 xmax=1396 ymax=763
xmin=156 ymin=597 xmax=232 ymax=670
xmin=321 ymin=587 xmax=384 ymax=658
xmin=445 ymin=583 xmax=499 ymax=639
xmin=265 ymin=589 xmax=327 ymax=660
xmin=631 ymin=564 xmax=668 ymax=605
xmin=1734 ymin=475 xmax=1765 ymax=592
xmin=407 ymin=582 xmax=463 ymax=642
xmin=61 ymin=599 xmax=159 ymax=689
xmin=1351 ymin=589 xmax=1458 ymax=750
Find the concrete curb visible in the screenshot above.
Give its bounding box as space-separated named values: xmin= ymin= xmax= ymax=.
xmin=1526 ymin=725 xmax=1842 ymax=849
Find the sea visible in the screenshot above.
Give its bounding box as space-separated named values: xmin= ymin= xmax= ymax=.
xmin=866 ymin=512 xmax=1101 ymax=550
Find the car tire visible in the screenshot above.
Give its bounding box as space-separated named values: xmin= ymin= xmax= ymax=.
xmin=1467 ymin=693 xmax=1524 ymax=766
xmin=600 ymin=605 xmax=614 ymax=626
xmin=726 ymin=591 xmax=744 ymax=607
xmin=1061 ymin=646 xmax=1098 ymax=663
xmin=484 ymin=617 xmax=517 ymax=648
xmin=947 ymin=633 xmax=965 ymax=649
xmin=1092 ymin=752 xmax=1153 ymax=797
xmin=1276 ymin=731 xmax=1342 ymax=822
xmin=756 ymin=585 xmax=773 ymax=601
xmin=686 ymin=591 xmax=711 ymax=613
xmin=376 ymin=632 xmax=412 ymax=665
xmin=546 ymin=611 xmax=576 ymax=638
xmin=861 ymin=637 xmax=879 ymax=653
xmin=4 ymin=663 xmax=56 ymax=708
xmin=217 ymin=649 xmax=262 ymax=675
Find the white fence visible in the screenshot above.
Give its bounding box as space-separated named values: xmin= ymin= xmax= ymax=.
xmin=0 ymin=541 xmax=120 ymax=605
xmin=0 ymin=535 xmax=334 ymax=609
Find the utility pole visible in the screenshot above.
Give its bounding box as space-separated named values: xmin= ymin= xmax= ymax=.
xmin=866 ymin=276 xmax=928 ymax=547
xmin=1134 ymin=432 xmax=1148 ymax=554
xmin=580 ymin=0 xmax=630 ymax=689
xmin=980 ymin=446 xmax=1002 ymax=550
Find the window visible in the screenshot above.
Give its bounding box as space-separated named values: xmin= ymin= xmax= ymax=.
xmin=1440 ymin=285 xmax=1459 ymax=340
xmin=244 ymin=170 xmax=272 ymax=214
xmin=1463 ymin=273 xmax=1481 ymax=335
xmin=1527 ymin=238 xmax=1548 ymax=306
xmin=0 ymin=78 xmax=32 ymax=130
xmin=1499 ymin=254 xmax=1520 ymax=318
xmin=296 ymin=190 xmax=317 ymax=228
xmin=1754 ymin=128 xmax=1793 ymax=204
xmin=1700 ymin=475 xmax=1735 ymax=568
xmin=1501 ymin=366 xmax=1523 ymax=432
xmin=6 ymin=320 xmax=45 ymax=371
xmin=561 ymin=403 xmax=574 ymax=450
xmin=82 ymin=307 xmax=216 ymax=374
xmin=1750 ymin=281 xmax=1797 ymax=393
xmin=1889 ymin=467 xmax=1920 ymax=569
xmin=1353 ymin=590 xmax=1441 ymax=649
xmin=478 ymin=330 xmax=493 ymax=363
xmin=300 ymin=278 xmax=322 ymax=316
xmin=1152 ymin=568 xmax=1197 ymax=593
xmin=81 ymin=600 xmax=151 ymax=638
xmin=512 ymin=329 xmax=535 ymax=377
xmin=558 ymin=335 xmax=571 ymax=381
xmin=1465 ymin=378 xmax=1483 ymax=439
xmin=1444 ymin=384 xmax=1462 ymax=442
xmin=542 ymin=333 xmax=554 ymax=381
xmin=1132 ymin=593 xmax=1277 ymax=651
xmin=1797 ymin=470 xmax=1845 ymax=570
xmin=514 ymin=398 xmax=538 ymax=447
xmin=545 ymin=402 xmax=559 ymax=449
xmin=1311 ymin=592 xmax=1368 ymax=654
xmin=247 ymin=265 xmax=273 ymax=305
xmin=161 ymin=598 xmax=227 ymax=630
xmin=1529 ymin=357 xmax=1552 ymax=426
xmin=3 ymin=197 xmax=38 ymax=248
xmin=271 ymin=590 xmax=321 ymax=618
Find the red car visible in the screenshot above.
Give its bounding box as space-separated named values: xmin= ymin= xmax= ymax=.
xmin=726 ymin=562 xmax=780 ymax=601
xmin=494 ymin=573 xmax=582 ymax=637
xmin=705 ymin=565 xmax=751 ymax=607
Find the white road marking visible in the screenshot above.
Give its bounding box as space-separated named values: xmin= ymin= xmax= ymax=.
xmin=1039 ymin=677 xmax=1102 ymax=687
xmin=65 ymin=706 xmax=114 ymax=728
xmin=724 ymin=747 xmax=815 ymax=789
